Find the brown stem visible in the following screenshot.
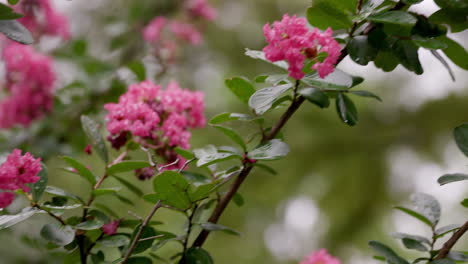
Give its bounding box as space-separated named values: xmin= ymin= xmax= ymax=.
xmin=121 ymin=201 xmax=162 ymax=263
xmin=33 ymin=204 xmax=66 ymax=225
xmin=434 ymin=220 xmax=468 ymax=260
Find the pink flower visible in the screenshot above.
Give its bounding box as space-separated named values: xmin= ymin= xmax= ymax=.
xmin=169 ymin=21 xmax=202 ymax=45
xmin=15 ymin=0 xmax=71 ymax=40
xmin=0 ymin=149 xmax=42 ymax=193
xmin=263 ymin=14 xmax=341 ymax=79
xmin=0 ymin=43 xmax=55 ymax=128
xmin=300 ymin=249 xmax=341 ymax=264
xmin=0 ymin=192 xmax=15 ymax=209
xmin=143 ymin=17 xmax=167 ymax=43
xmin=84 ymin=145 xmax=92 ymax=155
xmin=185 ymin=0 xmax=217 ymax=21
xmin=102 ymin=220 xmax=120 ymax=235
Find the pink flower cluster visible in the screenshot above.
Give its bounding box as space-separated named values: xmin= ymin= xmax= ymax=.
xmin=104 ymin=81 xmax=205 ymax=169
xmin=185 ymin=0 xmax=217 ymax=21
xmin=0 ymin=43 xmax=55 ymax=128
xmin=300 ymin=249 xmax=341 ymax=264
xmin=15 ymin=0 xmax=70 ymax=40
xmin=0 ymin=149 xmax=42 ymax=208
xmin=263 ymin=14 xmax=341 ymax=80
xmin=143 ymin=17 xmax=202 ymax=46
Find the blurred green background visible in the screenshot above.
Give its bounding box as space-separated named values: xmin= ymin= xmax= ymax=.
xmin=0 ymin=0 xmax=467 ymax=263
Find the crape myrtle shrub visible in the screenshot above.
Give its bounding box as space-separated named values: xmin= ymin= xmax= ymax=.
xmin=0 ymin=0 xmax=466 ymax=263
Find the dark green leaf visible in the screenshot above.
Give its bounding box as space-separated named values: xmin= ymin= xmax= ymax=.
xmin=434 ymin=0 xmax=468 ymax=9
xmin=0 ymin=20 xmax=33 ymax=44
xmin=394 ymin=206 xmax=433 ymax=227
xmin=306 ymin=1 xmax=353 ymax=30
xmin=402 ymin=0 xmax=423 ymax=3
xmin=40 ymin=224 xmax=75 ymax=246
xmin=97 ymin=235 xmax=130 ymax=247
xmin=412 ymin=37 xmax=448 ymax=50
xmin=347 ymin=36 xmax=378 ymax=65
xmin=189 ymin=183 xmax=217 ymax=202
xmin=175 ymin=147 xmax=195 ymax=160
xmin=369 ymin=241 xmax=410 ymax=264
xmin=367 ymin=11 xmax=417 ymax=26
xmin=76 ymin=220 xmax=104 ymax=230
xmin=435 ymin=224 xmax=460 ymax=238
xmin=454 ymin=123 xmax=468 ymax=156
xmin=0 ymin=4 xmax=22 ymax=19
xmin=45 ymin=186 xmax=84 ymax=204
xmin=299 ymin=88 xmax=330 ymax=108
xmin=350 ymin=90 xmax=382 ymax=102
xmin=248 ymin=84 xmax=293 ymax=115
xmin=31 ymin=163 xmax=48 ymax=202
xmin=233 ymin=193 xmax=245 ymax=207
xmin=212 ymin=125 xmax=246 ymax=151
xmin=153 ymin=171 xmax=191 ymax=209
xmin=107 ymin=161 xmax=151 ymax=175
xmin=374 ymin=51 xmax=399 ymax=72
xmin=181 ymin=247 xmax=214 ymax=264
xmin=209 ymin=112 xmax=258 ymax=124
xmin=7 ymin=0 xmax=20 ymax=5
xmin=429 ymin=260 xmax=456 ymax=264
xmin=112 ymin=175 xmax=143 ymax=196
xmin=430 ymin=50 xmax=455 ymax=81
xmin=393 ymin=40 xmax=423 ymax=74
xmin=248 ymin=139 xmax=290 ymax=160
xmin=81 ymin=115 xmax=108 ymax=164
xmin=438 ymin=173 xmax=468 ymax=185
xmin=115 ymin=194 xmax=134 ymax=206
xmin=437 ymin=36 xmax=468 ymax=70
xmin=127 ymin=257 xmax=152 ymax=264
xmin=225 ymin=77 xmax=256 ymax=104
xmin=0 ymin=207 xmax=38 ymax=229
xmin=401 ymin=238 xmax=428 ymax=251
xmin=462 ymin=199 xmax=468 ymax=208
xmin=62 ymin=156 xmax=97 ymax=185
xmin=429 ymin=8 xmax=467 ymax=33
xmin=392 ymin=232 xmax=431 ymax=245
xmin=93 ymin=187 xmax=121 ymax=196
xmin=130 ymin=225 xmax=156 ymax=254
xmin=336 ymin=94 xmax=358 ymax=126
xmin=127 ymin=61 xmax=146 ymax=81
xmin=199 ymin=222 xmax=240 ymax=236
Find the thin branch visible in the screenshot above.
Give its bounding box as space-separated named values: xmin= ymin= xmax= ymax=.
xmin=121 ymin=201 xmax=162 ymax=264
xmin=33 ymin=204 xmax=65 ymax=225
xmin=138 ymin=234 xmax=164 ymax=242
xmin=435 ymin=220 xmax=468 ymax=260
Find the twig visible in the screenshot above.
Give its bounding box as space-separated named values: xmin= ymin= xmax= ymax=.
xmin=33 ymin=204 xmax=66 ymax=225
xmin=434 ymin=220 xmax=468 ymax=260
xmin=178 ymin=158 xmax=195 ymax=172
xmin=121 ymin=201 xmax=162 ymax=263
xmin=138 ymin=234 xmax=164 ymax=242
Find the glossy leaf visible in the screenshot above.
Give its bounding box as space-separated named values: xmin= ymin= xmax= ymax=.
xmin=412 ymin=37 xmax=448 ymax=50
xmin=429 ymin=260 xmax=456 ymax=264
xmin=209 ymin=112 xmax=258 ymax=124
xmin=369 ymin=241 xmax=410 ymax=264
xmin=127 ymin=257 xmax=152 ymax=264
xmin=435 ymin=224 xmax=460 ymax=238
xmin=438 ymin=36 xmax=468 ymax=70
xmin=248 ymin=139 xmax=290 ymax=160
xmin=299 ymin=88 xmax=330 ymax=108
xmin=130 ymin=225 xmax=156 ymax=254
xmin=212 ymin=125 xmax=246 ymax=151
xmin=92 ymin=187 xmax=121 ymax=196
xmin=233 ymin=193 xmax=245 ymax=207
xmin=302 ymin=69 xmax=357 ymax=90
xmin=350 ymin=90 xmax=382 ymax=102
xmin=45 ymin=186 xmax=84 ymax=204
xmin=393 ymin=40 xmax=423 ymax=74
xmin=462 ymin=199 xmax=468 ymax=208
xmin=181 ymin=247 xmax=214 ymax=264
xmin=367 ymin=11 xmax=417 ymax=27
xmin=189 ymin=183 xmax=217 ymax=202
xmin=107 ymin=161 xmax=151 ymax=175
xmin=347 ymin=36 xmax=378 ymax=65
xmin=0 ymin=207 xmax=38 ymax=230
xmin=153 ymin=171 xmax=190 ymax=209
xmin=0 ymin=20 xmax=33 ymax=44
xmin=175 ymin=147 xmax=195 ymax=160
xmin=98 ymin=235 xmax=130 ymax=247
xmin=40 ymin=224 xmax=75 ymax=246
xmin=306 ymin=0 xmax=353 ymax=30
xmin=454 ymin=124 xmax=468 ymax=157
xmin=76 ymin=220 xmax=104 ymax=230
xmin=225 ymin=77 xmax=256 ymax=104
xmin=62 ymin=156 xmax=97 ymax=185
xmin=429 ymin=8 xmax=467 ymax=33
xmin=401 ymin=238 xmax=428 ymax=251
xmin=81 ymin=115 xmax=108 ymax=164
xmin=249 ymin=84 xmax=293 ymax=115
xmin=336 ymin=94 xmax=358 ymax=126
xmin=448 ymin=251 xmax=468 ymax=261
xmin=194 ymin=145 xmax=241 ymax=167
xmin=199 ymin=222 xmax=240 ymax=236
xmin=31 ymin=163 xmax=48 ymax=202
xmin=395 ymin=193 xmax=441 ymax=227
xmin=438 ymin=173 xmax=468 ymax=185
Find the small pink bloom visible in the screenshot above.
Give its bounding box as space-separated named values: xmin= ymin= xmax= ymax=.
xmin=84 ymin=144 xmax=92 ymax=155
xmin=169 ymin=21 xmax=202 ymax=45
xmin=0 ymin=192 xmax=15 ymax=209
xmin=0 ymin=149 xmax=42 ymax=193
xmin=143 ymin=16 xmax=167 ymax=43
xmin=300 ymin=249 xmax=341 ymax=264
xmin=185 ymin=0 xmax=217 ymax=21
xmin=102 ymin=220 xmax=120 ymax=236
xmin=262 ymin=14 xmax=341 ymax=79
xmin=135 ymin=167 xmax=156 ymax=181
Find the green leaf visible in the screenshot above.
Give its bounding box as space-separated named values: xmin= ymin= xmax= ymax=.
xmin=194 ymin=145 xmax=241 ymax=167
xmin=175 ymin=147 xmax=195 ymax=160
xmin=130 ymin=225 xmax=156 ymax=254
xmin=62 ymin=156 xmax=97 ymax=185
xmin=454 ymin=123 xmax=468 ymax=157
xmin=76 ymin=220 xmax=104 ymax=230
xmin=395 ymin=193 xmax=441 ymax=227
xmin=0 ymin=20 xmax=33 ymax=44
xmin=350 ymin=90 xmax=382 ymax=102
xmin=435 ymin=224 xmax=460 ymax=238
xmin=437 ymin=36 xmax=468 ymax=70
xmin=181 ymin=171 xmax=211 ymax=186
xmin=462 ymin=199 xmax=468 ymax=208
xmin=81 ymin=115 xmax=108 ymax=164
xmin=199 ymin=222 xmax=240 ymax=236
xmin=401 ymin=238 xmax=428 ymax=251
xmin=0 ymin=207 xmax=38 ymax=230
xmin=153 ymin=171 xmax=191 ymax=209
xmin=434 ymin=0 xmax=468 ymax=9
xmin=336 ymin=94 xmax=358 ymax=126
xmin=45 ymin=186 xmax=84 ymax=204
xmin=142 ymin=193 xmax=159 ymax=204
xmin=181 ymin=247 xmax=214 ymax=264
xmin=40 ymin=224 xmax=75 ymax=246
xmin=233 ymin=193 xmax=245 ymax=207
xmin=367 ymin=11 xmax=417 ymax=27
xmin=42 ymin=204 xmax=82 ymax=210
xmin=209 ymin=112 xmax=259 ymax=124
xmin=347 ymin=36 xmax=378 ymax=65
xmin=94 ymin=203 xmax=119 ymax=218
xmin=429 ymin=8 xmax=467 ymax=33
xmin=212 ymin=125 xmax=246 ymax=151
xmin=412 ymin=37 xmax=448 ymax=50
xmin=7 ymin=0 xmax=20 ymax=5
xmin=402 ymin=0 xmax=423 ymax=3
xmin=107 ymin=161 xmax=151 ymax=175
xmin=248 ymin=139 xmax=290 ymax=161
xmin=430 ymin=50 xmax=455 ymax=81
xmin=225 ymin=77 xmax=256 ymax=104
xmin=429 ymin=260 xmax=456 ymax=264
xmin=369 ymin=241 xmax=410 ymax=264
xmin=438 ymin=173 xmax=468 ymax=185
xmin=97 ymin=235 xmax=130 ymax=247
xmin=306 ymin=1 xmax=353 ymax=30
xmin=127 ymin=61 xmax=146 ymax=81
xmin=393 ymin=40 xmax=423 ymax=74
xmin=189 ymin=183 xmax=217 ymax=202
xmin=394 ymin=206 xmax=433 ymax=227
xmin=0 ymin=4 xmax=23 ymax=20
xmin=374 ymin=51 xmax=399 ymax=72
xmin=31 ymin=163 xmax=48 ymax=202
xmin=299 ymin=88 xmax=330 ymax=108
xmin=115 ymin=194 xmax=134 ymax=206
xmin=92 ymin=187 xmax=121 ymax=196
xmin=392 ymin=232 xmax=431 ymax=245
xmin=248 ymin=84 xmax=292 ymax=115
xmin=127 ymin=257 xmax=152 ymax=264
xmin=244 ymin=49 xmax=288 ymax=70
xmin=112 ymin=175 xmax=143 ymax=196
